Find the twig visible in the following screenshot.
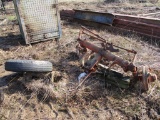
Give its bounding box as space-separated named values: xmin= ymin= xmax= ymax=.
xmin=66 ymin=107 xmax=75 ymax=119
xmin=51 ymin=71 xmax=55 ymax=83
xmin=48 ymin=102 xmax=58 ymax=118
xmin=145 ymin=83 xmax=157 ymax=98
xmin=0 ymin=19 xmax=7 ymax=26
xmin=17 ymin=92 xmax=36 ymax=115
xmin=14 ymin=47 xmax=21 ymax=52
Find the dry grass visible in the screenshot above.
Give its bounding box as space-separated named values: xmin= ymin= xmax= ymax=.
xmin=0 ymin=23 xmax=159 ymax=119
xmin=0 ymin=1 xmax=160 ymax=120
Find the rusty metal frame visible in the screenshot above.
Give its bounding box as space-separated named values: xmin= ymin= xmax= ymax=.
xmin=13 ymin=0 xmax=62 ymax=44
xmin=60 ymin=9 xmax=160 ymax=40
xmin=76 ymin=26 xmax=157 ymax=91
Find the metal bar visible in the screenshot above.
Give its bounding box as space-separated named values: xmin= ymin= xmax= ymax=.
xmin=114 ymin=13 xmax=160 ymax=26
xmin=81 ymin=26 xmax=106 ymax=42
xmin=113 ymin=18 xmax=160 ymax=31
xmin=81 ymin=26 xmax=137 ymax=54
xmin=78 ymin=39 xmax=136 ymax=72
xmin=27 ymin=30 xmax=59 ymax=36
xmin=139 ymin=12 xmax=160 ymax=17
xmin=114 ymin=24 xmax=160 ymax=35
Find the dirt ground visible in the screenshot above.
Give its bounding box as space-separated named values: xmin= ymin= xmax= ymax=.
xmin=0 ymin=1 xmax=160 ymax=120
xmin=59 ymin=1 xmax=160 ymax=17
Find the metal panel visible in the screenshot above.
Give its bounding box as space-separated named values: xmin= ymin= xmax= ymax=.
xmin=74 ymin=10 xmax=114 ymax=26
xmin=13 ymin=0 xmax=61 ymax=44
xmin=114 ymin=13 xmax=160 ymax=26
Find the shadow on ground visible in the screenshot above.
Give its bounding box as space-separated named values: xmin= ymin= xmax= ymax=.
xmin=0 ymin=35 xmax=25 ymax=51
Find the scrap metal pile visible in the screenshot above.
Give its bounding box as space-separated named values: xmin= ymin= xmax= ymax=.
xmin=76 ymin=26 xmax=157 ymax=91
xmin=60 ymin=9 xmax=160 ymax=40
xmin=1 ymin=1 xmax=159 ymax=93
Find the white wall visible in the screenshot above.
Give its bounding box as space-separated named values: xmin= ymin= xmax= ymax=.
xmin=59 ymin=0 xmax=104 ymax=3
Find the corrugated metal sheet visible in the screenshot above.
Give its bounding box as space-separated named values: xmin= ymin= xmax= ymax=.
xmin=13 ymin=0 xmax=61 ymax=44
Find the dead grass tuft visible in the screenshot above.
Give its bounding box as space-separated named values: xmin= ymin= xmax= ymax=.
xmin=25 ymin=80 xmax=62 ymax=100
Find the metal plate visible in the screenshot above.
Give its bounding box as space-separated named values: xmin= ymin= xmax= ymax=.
xmin=14 ymin=0 xmax=61 ymax=44
xmin=74 ymin=10 xmax=114 ymax=26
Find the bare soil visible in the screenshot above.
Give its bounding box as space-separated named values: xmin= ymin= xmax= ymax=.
xmin=0 ymin=1 xmax=160 ymax=120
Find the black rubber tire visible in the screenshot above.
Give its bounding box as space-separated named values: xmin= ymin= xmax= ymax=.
xmin=5 ymin=60 xmax=53 ymax=72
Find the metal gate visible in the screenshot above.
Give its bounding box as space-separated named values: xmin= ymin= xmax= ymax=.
xmin=13 ymin=0 xmax=61 ymax=44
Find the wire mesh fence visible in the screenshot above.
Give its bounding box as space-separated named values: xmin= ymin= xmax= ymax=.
xmin=14 ymin=0 xmax=61 ymax=44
